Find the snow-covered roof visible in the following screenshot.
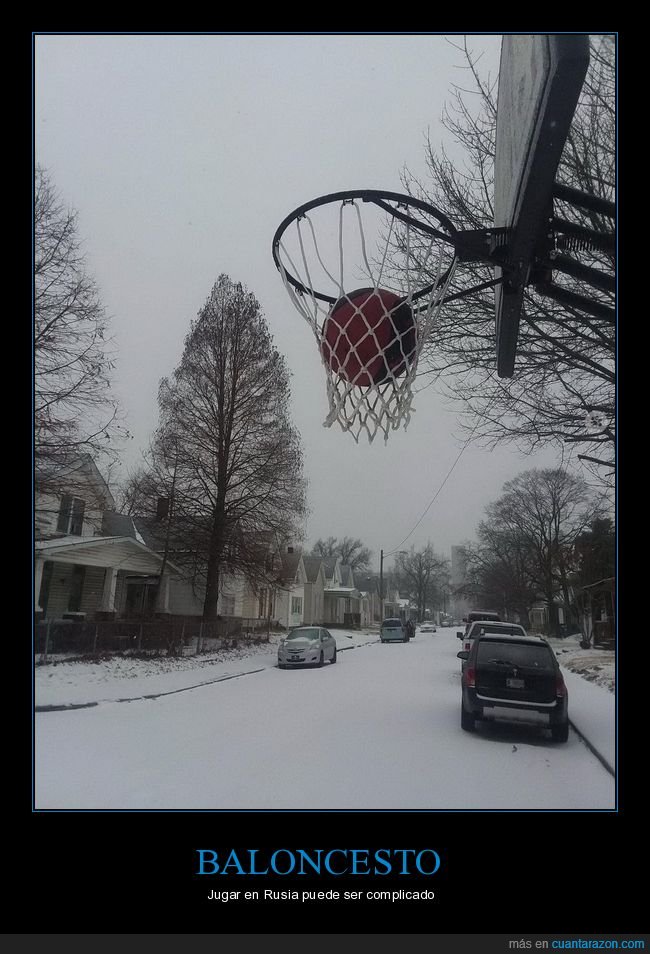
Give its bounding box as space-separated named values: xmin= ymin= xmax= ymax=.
xmin=324 ymin=586 xmax=361 ymax=599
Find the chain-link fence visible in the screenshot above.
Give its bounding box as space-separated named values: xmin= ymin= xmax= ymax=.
xmin=34 ymin=616 xmax=278 ymax=661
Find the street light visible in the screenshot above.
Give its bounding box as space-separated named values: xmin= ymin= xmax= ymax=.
xmin=380 ymin=548 xmax=408 ymax=622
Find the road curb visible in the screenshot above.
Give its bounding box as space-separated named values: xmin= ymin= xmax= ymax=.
xmin=35 ymin=666 xmax=267 ymax=712
xmin=568 ymin=718 xmax=615 ymax=777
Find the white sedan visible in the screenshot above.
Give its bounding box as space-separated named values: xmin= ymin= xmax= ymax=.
xmin=419 ymin=622 xmax=437 ymax=633
xmin=278 ymin=626 xmax=338 ymax=668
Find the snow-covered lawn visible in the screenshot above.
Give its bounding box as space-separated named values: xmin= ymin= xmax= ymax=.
xmin=35 ymin=627 xmax=377 ymax=708
xmin=550 ymin=637 xmax=615 ymax=693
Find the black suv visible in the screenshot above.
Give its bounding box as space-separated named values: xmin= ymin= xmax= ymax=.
xmin=457 ymin=632 xmax=569 ymax=742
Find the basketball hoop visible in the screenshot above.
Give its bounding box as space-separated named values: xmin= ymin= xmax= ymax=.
xmin=272 ymin=190 xmax=462 ymax=443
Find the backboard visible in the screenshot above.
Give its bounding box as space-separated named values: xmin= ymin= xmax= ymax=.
xmin=494 ymin=34 xmax=590 ymax=377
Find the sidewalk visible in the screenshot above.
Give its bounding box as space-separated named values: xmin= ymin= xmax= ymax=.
xmin=561 ymin=665 xmax=615 ymax=775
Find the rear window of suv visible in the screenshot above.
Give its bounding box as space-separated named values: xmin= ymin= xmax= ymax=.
xmin=476 ymin=640 xmax=556 ymax=669
xmin=382 ymin=619 xmax=402 ymax=628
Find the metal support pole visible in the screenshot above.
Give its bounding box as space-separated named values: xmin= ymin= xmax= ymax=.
xmin=379 ymin=549 xmax=384 ymax=623
xmin=552 ymin=182 xmax=616 ymax=219
xmin=546 ymin=253 xmax=616 ymax=293
xmin=535 ymin=281 xmax=616 ymax=321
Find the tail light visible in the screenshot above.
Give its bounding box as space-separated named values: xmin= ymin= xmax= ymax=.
xmin=464 ymin=641 xmax=470 ymax=652
xmin=464 ymin=666 xmax=476 ymax=688
xmin=556 ymin=674 xmax=567 ymax=698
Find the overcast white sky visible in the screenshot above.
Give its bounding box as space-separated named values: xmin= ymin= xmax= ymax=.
xmin=35 ymin=32 xmax=567 ymax=571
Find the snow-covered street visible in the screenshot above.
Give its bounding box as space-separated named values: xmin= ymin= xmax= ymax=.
xmin=34 ymin=628 xmax=615 ymax=810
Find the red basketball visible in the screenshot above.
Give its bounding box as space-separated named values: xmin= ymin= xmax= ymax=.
xmin=321 ymin=287 xmax=416 ymax=386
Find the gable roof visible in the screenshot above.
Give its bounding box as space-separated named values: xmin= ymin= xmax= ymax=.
xmin=39 ymin=454 xmax=116 ymax=509
xmin=102 ymin=510 xmax=149 ymax=544
xmin=302 ymin=555 xmax=325 ymax=583
xmin=339 ymin=564 xmax=354 ymax=587
xmin=278 ymin=548 xmax=302 ymax=583
xmin=320 ymin=556 xmax=338 ymax=578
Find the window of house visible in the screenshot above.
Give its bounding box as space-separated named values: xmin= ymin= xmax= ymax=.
xmin=56 ymin=495 xmax=85 ymax=536
xmin=221 ymin=595 xmax=235 ymax=616
xmin=291 ymin=596 xmax=303 ymax=615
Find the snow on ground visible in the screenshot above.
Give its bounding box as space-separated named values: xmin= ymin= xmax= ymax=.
xmin=35 ymin=627 xmax=377 ymax=708
xmin=550 ymin=636 xmax=615 ymax=693
xmin=34 ymin=626 xmax=615 ymax=810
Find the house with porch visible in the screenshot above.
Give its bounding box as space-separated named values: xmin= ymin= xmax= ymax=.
xmin=572 ymin=576 xmax=615 ymax=648
xmin=300 ymin=556 xmax=327 ymax=624
xmin=273 ymin=546 xmax=308 ymax=629
xmin=34 ymin=458 xmax=181 ymax=621
xmin=35 ymin=458 xmax=380 ymax=633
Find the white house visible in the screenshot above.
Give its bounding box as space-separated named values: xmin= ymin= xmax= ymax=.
xmin=34 ymin=458 xmax=181 ymax=620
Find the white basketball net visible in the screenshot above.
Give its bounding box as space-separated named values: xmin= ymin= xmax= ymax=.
xmin=275 ymin=197 xmax=458 ymax=443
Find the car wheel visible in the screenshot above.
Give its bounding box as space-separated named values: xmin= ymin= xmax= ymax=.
xmin=330 ymin=648 xmax=337 ymax=664
xmin=461 ymin=704 xmax=476 ymax=732
xmin=317 ymin=651 xmax=324 ymax=668
xmin=551 ymin=720 xmax=569 ymax=743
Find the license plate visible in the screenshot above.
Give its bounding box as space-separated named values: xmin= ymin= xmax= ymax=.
xmin=507 ymin=677 xmax=525 ymax=689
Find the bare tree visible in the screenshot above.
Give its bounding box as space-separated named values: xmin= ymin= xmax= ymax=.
xmin=485 ymin=468 xmax=598 ymax=635
xmin=312 ymin=537 xmax=338 ymax=558
xmin=337 ymin=536 xmax=372 ymax=571
xmin=312 ymin=536 xmax=372 ymax=571
xmin=34 ymin=166 xmax=124 ymax=495
xmin=393 ymin=35 xmax=615 ymax=490
xmin=395 ymin=544 xmax=449 ymax=621
xmin=136 ymin=274 xmax=307 ymax=620
xmin=458 ymin=521 xmax=542 ymax=629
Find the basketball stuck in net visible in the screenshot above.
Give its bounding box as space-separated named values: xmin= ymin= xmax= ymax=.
xmin=272 ymin=190 xmax=460 ymax=442
xmin=321 ymin=287 xmax=416 ymax=387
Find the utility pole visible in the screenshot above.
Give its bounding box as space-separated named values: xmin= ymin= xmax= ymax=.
xmin=379 ymin=548 xmax=407 ymax=623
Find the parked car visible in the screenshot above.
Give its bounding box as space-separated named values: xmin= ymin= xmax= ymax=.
xmin=380 ymin=618 xmax=407 ymax=642
xmin=460 ymin=610 xmax=501 ymax=637
xmin=278 ymin=626 xmax=337 ymax=668
xmin=458 ymin=620 xmax=528 ymax=661
xmin=419 ymin=622 xmax=437 ymax=633
xmin=457 ymin=632 xmax=569 ymax=742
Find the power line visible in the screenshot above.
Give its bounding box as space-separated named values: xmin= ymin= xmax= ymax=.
xmin=385 ymin=413 xmax=485 ymax=557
